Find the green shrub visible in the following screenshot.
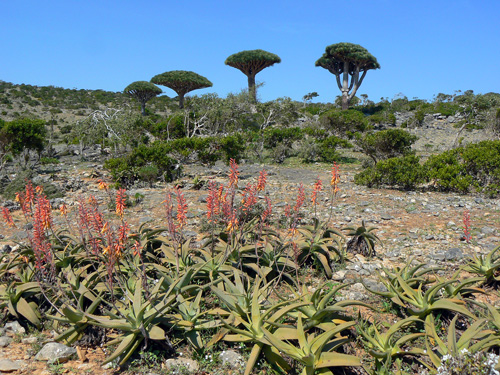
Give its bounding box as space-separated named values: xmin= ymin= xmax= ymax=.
xmin=367 ymin=112 xmax=396 ymax=125
xmin=218 ymin=133 xmax=245 ymax=162
xmin=1 ymin=117 xmax=47 ymax=156
xmin=356 ymin=129 xmax=417 ymax=164
xmin=0 ymin=170 xmax=64 ymax=199
xmin=263 ymin=127 xmax=303 ymax=149
xmin=302 ymin=104 xmax=323 ymax=116
xmin=424 ymin=140 xmax=500 ymax=197
xmin=151 ymin=115 xmax=186 ymax=140
xmin=414 ymin=109 xmax=426 ymax=126
xmin=105 ymin=143 xmax=179 ymax=187
xmin=318 ymin=136 xmax=352 ymax=162
xmin=105 ymin=134 xmax=246 ymax=186
xmin=354 ymin=155 xmax=425 ymax=190
xmin=138 ymin=165 xmax=159 ymax=187
xmin=40 ymin=157 xmax=59 ymax=165
xmin=319 ymin=109 xmax=369 ymax=137
xmin=302 ymin=126 xmax=328 ymax=140
xmin=434 ymin=102 xmax=460 ymax=116
xmin=424 ymin=151 xmax=471 ymax=193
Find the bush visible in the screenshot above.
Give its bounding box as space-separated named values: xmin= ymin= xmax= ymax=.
xmin=0 ymin=170 xmax=64 ymax=199
xmin=104 ymin=134 xmax=246 ymax=186
xmin=151 ymin=115 xmax=186 ymax=140
xmin=357 ymin=140 xmax=500 ymax=196
xmin=263 ymin=127 xmax=303 ymax=149
xmin=367 ymin=112 xmax=396 ymax=126
xmin=354 ymin=155 xmax=425 ymax=190
xmin=318 ymin=136 xmax=352 ymax=162
xmin=319 ymin=109 xmax=369 ymax=137
xmin=218 ymin=133 xmax=245 ymax=163
xmin=1 ymin=117 xmax=47 ymax=156
xmin=424 ymin=140 xmax=500 ymax=197
xmin=356 ymin=128 xmax=417 ymax=164
xmin=138 ymin=165 xmax=159 ymax=187
xmin=40 ymin=157 xmax=59 ymax=165
xmin=105 ymin=143 xmax=180 ymax=187
xmin=168 ymin=135 xmax=246 ymax=164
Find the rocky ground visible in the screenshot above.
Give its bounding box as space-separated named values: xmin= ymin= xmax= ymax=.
xmin=0 ymin=120 xmax=498 ymax=374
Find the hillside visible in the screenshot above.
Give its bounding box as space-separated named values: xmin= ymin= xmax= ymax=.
xmin=0 ymin=80 xmax=173 ymax=124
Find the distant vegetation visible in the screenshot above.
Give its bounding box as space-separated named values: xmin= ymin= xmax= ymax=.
xmin=0 ymin=77 xmax=500 ymax=196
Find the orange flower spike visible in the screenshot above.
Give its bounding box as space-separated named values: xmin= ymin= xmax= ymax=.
xmin=1 ymin=207 xmax=15 ymax=228
xmin=59 ymin=203 xmax=68 ymax=216
xmin=36 ymin=195 xmax=53 ymax=230
xmin=101 ymin=221 xmax=110 ymax=234
xmin=311 ymin=177 xmax=323 ymax=205
xmin=261 ymin=196 xmax=272 ymax=223
xmin=175 ymin=187 xmax=188 ymax=230
xmin=115 ymin=189 xmax=127 ymax=218
xmin=206 ymin=181 xmax=219 ymax=222
xmin=293 ymin=183 xmax=305 ymax=212
xmin=118 ymin=222 xmax=130 ymax=247
xmin=330 ymin=162 xmax=340 ymax=194
xmin=228 ymin=158 xmax=239 ymax=189
xmin=97 ymin=179 xmax=109 ymax=191
xmin=256 ymin=169 xmax=267 ymax=191
xmin=25 ymin=181 xmax=35 ymax=205
xmin=242 ymin=183 xmax=257 ymax=212
xmin=226 ymin=214 xmax=239 ymax=233
xmin=133 ymin=240 xmax=141 ymax=257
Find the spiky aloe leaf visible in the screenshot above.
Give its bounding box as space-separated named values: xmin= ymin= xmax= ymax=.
xmin=427 ymin=299 xmax=476 ymax=320
xmin=316 ymin=351 xmax=361 ymax=368
xmin=244 ymin=342 xmax=264 ymax=375
xmin=262 ymin=344 xmax=292 ymax=372
xmin=16 ymin=297 xmax=40 ymax=327
xmin=104 ymin=332 xmax=142 ymax=365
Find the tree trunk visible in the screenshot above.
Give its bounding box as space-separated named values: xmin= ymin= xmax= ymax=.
xmin=247 ymin=74 xmax=257 ymax=103
xmin=341 ymin=93 xmax=349 ymax=110
xmin=341 ymin=61 xmax=350 ymax=110
xmin=141 ymin=101 xmax=146 ymax=116
xmin=179 ymin=94 xmax=185 ymax=109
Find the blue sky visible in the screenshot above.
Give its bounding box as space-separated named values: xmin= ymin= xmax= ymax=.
xmin=2 ymin=1 xmax=499 ymax=103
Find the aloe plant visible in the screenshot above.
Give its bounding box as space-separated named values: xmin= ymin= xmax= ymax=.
xmin=214 ymin=273 xmax=310 ymax=375
xmin=239 ymin=238 xmax=298 ymax=285
xmin=50 ymin=297 xmax=103 ymax=345
xmin=463 ymin=245 xmax=500 ymax=283
xmin=434 ymin=272 xmax=485 ymax=299
xmin=168 ymin=290 xmax=222 ymax=351
xmin=0 ymin=281 xmax=41 ymax=328
xmin=262 ymin=314 xmax=361 ymax=375
xmin=381 ymin=259 xmax=442 ymax=289
xmin=285 ymin=283 xmax=374 ymax=331
xmin=357 ymin=316 xmax=424 ymax=373
xmin=295 ymin=219 xmax=345 ymax=278
xmin=344 ymin=220 xmax=381 ymax=257
xmin=377 ymin=274 xmax=477 ymax=319
xmin=423 ymin=314 xmax=500 ymax=371
xmin=87 ymin=273 xmax=189 ymax=365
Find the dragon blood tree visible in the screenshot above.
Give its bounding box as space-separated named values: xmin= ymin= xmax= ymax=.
xmin=315 ymin=43 xmax=380 ymax=110
xmin=124 ymin=81 xmax=162 ymax=116
xmin=151 ymin=70 xmax=212 ymax=109
xmin=225 ymin=49 xmax=281 ymax=103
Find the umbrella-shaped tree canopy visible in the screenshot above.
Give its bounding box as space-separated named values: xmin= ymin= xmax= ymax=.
xmin=151 ymin=70 xmax=212 ymax=109
xmin=124 ymin=81 xmax=162 ymax=116
xmin=225 ymin=49 xmax=281 ymax=102
xmin=315 ymin=43 xmax=380 ymax=110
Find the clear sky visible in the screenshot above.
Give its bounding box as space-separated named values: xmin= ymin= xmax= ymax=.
xmin=2 ymin=1 xmax=499 ymax=103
